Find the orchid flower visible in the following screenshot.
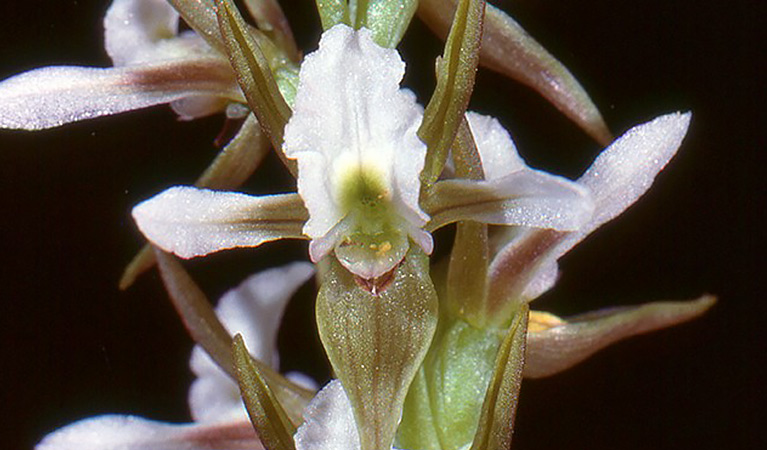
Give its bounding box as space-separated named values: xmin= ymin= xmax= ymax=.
xmin=132 ymin=24 xmax=593 ymax=282
xmin=392 ymin=111 xmax=715 ymax=450
xmin=35 ymin=262 xmax=315 ymax=450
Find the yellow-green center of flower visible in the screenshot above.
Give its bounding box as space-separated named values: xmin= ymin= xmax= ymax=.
xmin=334 ymin=165 xmax=409 ymax=280
xmin=338 ymin=165 xmax=390 ymax=213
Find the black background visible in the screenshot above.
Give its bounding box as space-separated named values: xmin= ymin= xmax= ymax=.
xmin=0 ymin=1 xmax=763 ymax=449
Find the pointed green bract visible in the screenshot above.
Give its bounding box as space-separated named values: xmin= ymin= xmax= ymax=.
xmin=195 ymin=114 xmax=270 ymax=188
xmin=419 ymin=0 xmax=485 ymax=191
xmin=315 ymin=0 xmax=419 ymax=48
xmin=316 ymin=249 xmax=438 ymax=450
xmin=469 ymin=306 xmax=528 ymax=450
xmin=215 ymin=0 xmax=297 ymax=174
xmin=153 ymin=249 xmax=314 ymax=425
xmin=447 ymin=222 xmax=490 ymax=326
xmin=446 ymin=118 xmax=491 ymax=327
xmin=451 ymin=117 xmax=484 ymax=180
xmin=233 ymin=334 xmax=298 ymax=449
xmin=418 ymin=0 xmax=612 ymax=145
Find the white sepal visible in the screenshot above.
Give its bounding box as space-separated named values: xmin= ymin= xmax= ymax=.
xmin=494 ymin=112 xmax=693 ymax=300
xmin=0 ymin=62 xmax=233 ymax=130
xmin=132 ymin=186 xmax=306 ymax=259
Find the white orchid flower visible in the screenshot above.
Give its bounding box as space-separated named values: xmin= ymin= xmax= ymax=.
xmin=0 ymin=0 xmax=243 ymax=130
xmin=35 ymin=262 xmax=314 ymax=450
xmin=467 ymin=111 xmax=715 ymax=378
xmin=132 ymin=24 xmax=593 ymax=282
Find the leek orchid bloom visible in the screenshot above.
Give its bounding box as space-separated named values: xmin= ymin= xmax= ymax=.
xmin=0 ymin=0 xmax=243 ymax=130
xmin=447 ymin=111 xmax=715 ymax=379
xmin=132 ymin=24 xmax=593 ymax=281
xmin=35 ymin=262 xmax=315 ymax=450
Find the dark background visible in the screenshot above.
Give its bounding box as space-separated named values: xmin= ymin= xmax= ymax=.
xmin=0 ymin=0 xmax=763 ymax=449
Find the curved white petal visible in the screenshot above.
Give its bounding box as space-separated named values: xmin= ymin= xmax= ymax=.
xmin=131 ymin=186 xmax=307 ymax=259
xmin=491 ymin=112 xmax=693 ymax=301
xmin=466 ymin=111 xmax=527 ymax=180
xmin=294 ymin=380 xmax=361 ymax=450
xmin=36 ymin=415 xmax=259 ymax=450
xmin=579 ymin=112 xmax=691 ymax=230
xmin=104 ymin=0 xmax=179 ymax=66
xmin=283 ymin=24 xmax=428 ymax=242
xmin=0 ymin=62 xmax=235 ymax=130
xmin=189 ymin=263 xmax=315 ymax=423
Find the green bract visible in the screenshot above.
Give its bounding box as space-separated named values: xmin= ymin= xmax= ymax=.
xmin=317 ymin=250 xmax=439 ymax=450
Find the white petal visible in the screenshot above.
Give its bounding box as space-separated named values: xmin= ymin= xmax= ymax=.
xmin=427 ymin=173 xmax=592 ymax=232
xmin=131 ymin=186 xmax=307 ymax=259
xmin=0 ymin=61 xmax=236 ymax=130
xmin=104 ymin=0 xmax=179 ymax=66
xmin=189 ymin=263 xmax=315 ymax=422
xmin=283 ymin=24 xmax=428 ymax=241
xmin=294 ymin=380 xmax=361 ymax=450
xmin=579 ymin=112 xmax=691 ymax=230
xmin=492 ymin=112 xmax=692 ymax=300
xmin=36 ymin=415 xmax=259 ymax=450
xmin=466 ymin=111 xmax=527 ymax=180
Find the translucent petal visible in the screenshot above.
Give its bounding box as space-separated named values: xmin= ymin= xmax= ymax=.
xmin=132 ymin=187 xmax=307 ymax=258
xmin=35 ymin=415 xmax=260 ymax=450
xmin=283 ymin=24 xmax=428 ymax=241
xmin=171 ymin=94 xmax=229 ymax=120
xmin=189 ymin=263 xmax=314 ymax=422
xmin=0 ymin=61 xmax=237 ymax=130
